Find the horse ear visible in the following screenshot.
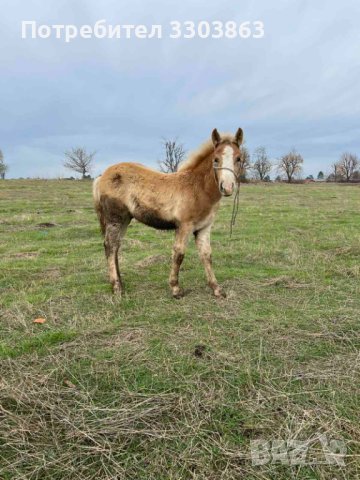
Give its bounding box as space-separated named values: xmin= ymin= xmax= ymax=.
xmin=211 ymin=128 xmax=221 ymax=147
xmin=235 ymin=128 xmax=244 ymax=146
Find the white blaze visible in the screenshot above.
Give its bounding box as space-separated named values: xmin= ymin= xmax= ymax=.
xmin=221 ymin=146 xmax=235 ymax=191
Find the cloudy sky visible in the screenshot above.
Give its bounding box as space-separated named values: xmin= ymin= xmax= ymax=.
xmin=1 ymin=0 xmax=360 ymax=178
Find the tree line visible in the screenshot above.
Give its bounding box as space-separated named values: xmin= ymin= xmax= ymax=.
xmin=0 ymin=142 xmax=359 ymax=183
xmin=158 ymin=140 xmax=360 ymax=183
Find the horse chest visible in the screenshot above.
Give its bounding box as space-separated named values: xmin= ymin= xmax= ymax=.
xmin=193 ymin=210 xmax=216 ymax=232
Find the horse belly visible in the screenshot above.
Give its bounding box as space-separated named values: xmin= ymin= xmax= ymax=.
xmin=132 ymin=198 xmax=177 ymax=230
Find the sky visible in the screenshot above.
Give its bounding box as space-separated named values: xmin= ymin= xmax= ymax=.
xmin=1 ymin=0 xmax=360 ymax=178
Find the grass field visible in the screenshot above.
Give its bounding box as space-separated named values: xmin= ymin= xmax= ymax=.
xmin=0 ymin=179 xmax=359 ymax=479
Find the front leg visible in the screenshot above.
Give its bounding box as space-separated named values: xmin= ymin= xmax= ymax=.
xmin=169 ymin=225 xmax=192 ymax=298
xmin=195 ymin=224 xmax=225 ymax=298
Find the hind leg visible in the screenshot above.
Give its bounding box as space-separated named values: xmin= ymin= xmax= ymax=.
xmin=104 ymin=217 xmax=130 ymax=294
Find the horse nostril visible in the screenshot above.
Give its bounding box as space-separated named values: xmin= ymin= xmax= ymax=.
xmin=223 ymin=183 xmax=234 ymax=195
xmin=220 ymin=181 xmax=224 ymax=191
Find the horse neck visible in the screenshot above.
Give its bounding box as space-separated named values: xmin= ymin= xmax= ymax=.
xmin=192 ymin=155 xmax=221 ymax=203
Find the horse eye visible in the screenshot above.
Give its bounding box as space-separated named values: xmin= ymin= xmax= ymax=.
xmin=236 ymin=156 xmax=241 ymax=163
xmin=214 ymin=158 xmax=219 ymax=166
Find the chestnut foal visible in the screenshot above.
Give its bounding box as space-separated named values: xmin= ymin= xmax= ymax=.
xmin=93 ymin=128 xmax=244 ymax=298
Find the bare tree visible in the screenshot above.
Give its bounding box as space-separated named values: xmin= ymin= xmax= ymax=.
xmin=252 ymin=146 xmax=272 ymax=180
xmin=337 ymin=152 xmax=359 ymax=182
xmin=277 ymin=149 xmax=304 ymax=183
xmin=158 ymin=139 xmax=186 ymax=173
xmin=0 ymin=149 xmax=8 ymax=179
xmin=329 ymin=162 xmax=341 ymax=182
xmin=64 ymin=147 xmax=96 ymax=179
xmin=236 ymin=144 xmax=251 ymax=181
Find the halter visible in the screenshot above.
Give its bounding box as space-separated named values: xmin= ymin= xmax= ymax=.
xmin=213 ymin=165 xmax=241 ymax=237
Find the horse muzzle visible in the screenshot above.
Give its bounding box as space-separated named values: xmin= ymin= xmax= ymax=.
xmin=220 ymin=181 xmax=234 ymax=196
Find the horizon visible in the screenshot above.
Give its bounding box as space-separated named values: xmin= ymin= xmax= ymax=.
xmin=0 ymin=148 xmax=345 ymax=181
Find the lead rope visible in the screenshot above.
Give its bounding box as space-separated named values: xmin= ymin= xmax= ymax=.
xmin=230 ymin=181 xmax=240 ymax=237
xmin=213 ymin=166 xmax=241 ymax=237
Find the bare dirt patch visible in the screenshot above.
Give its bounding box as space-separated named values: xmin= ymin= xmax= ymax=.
xmin=36 ymin=222 xmax=57 ymax=228
xmin=9 ymin=252 xmax=39 ymax=259
xmin=261 ymin=275 xmax=311 ymax=288
xmin=135 ymin=254 xmax=168 ymax=268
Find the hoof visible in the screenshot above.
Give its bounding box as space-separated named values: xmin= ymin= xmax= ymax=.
xmin=112 ymin=282 xmax=123 ymax=295
xmin=214 ymin=288 xmax=226 ymax=298
xmin=172 ymin=287 xmax=184 ymax=299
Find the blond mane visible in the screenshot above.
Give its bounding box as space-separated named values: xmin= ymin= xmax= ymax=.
xmin=178 ymin=133 xmax=235 ymax=172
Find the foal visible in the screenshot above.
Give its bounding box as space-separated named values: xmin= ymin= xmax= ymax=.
xmin=93 ymin=128 xmax=244 ymax=298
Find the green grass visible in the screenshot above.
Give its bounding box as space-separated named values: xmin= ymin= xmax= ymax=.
xmin=0 ymin=179 xmax=359 ymax=479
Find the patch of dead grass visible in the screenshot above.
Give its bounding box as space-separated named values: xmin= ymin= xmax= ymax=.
xmin=135 ymin=254 xmax=168 ymax=268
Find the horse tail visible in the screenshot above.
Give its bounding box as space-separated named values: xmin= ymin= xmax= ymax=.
xmin=93 ymin=176 xmax=106 ymax=235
